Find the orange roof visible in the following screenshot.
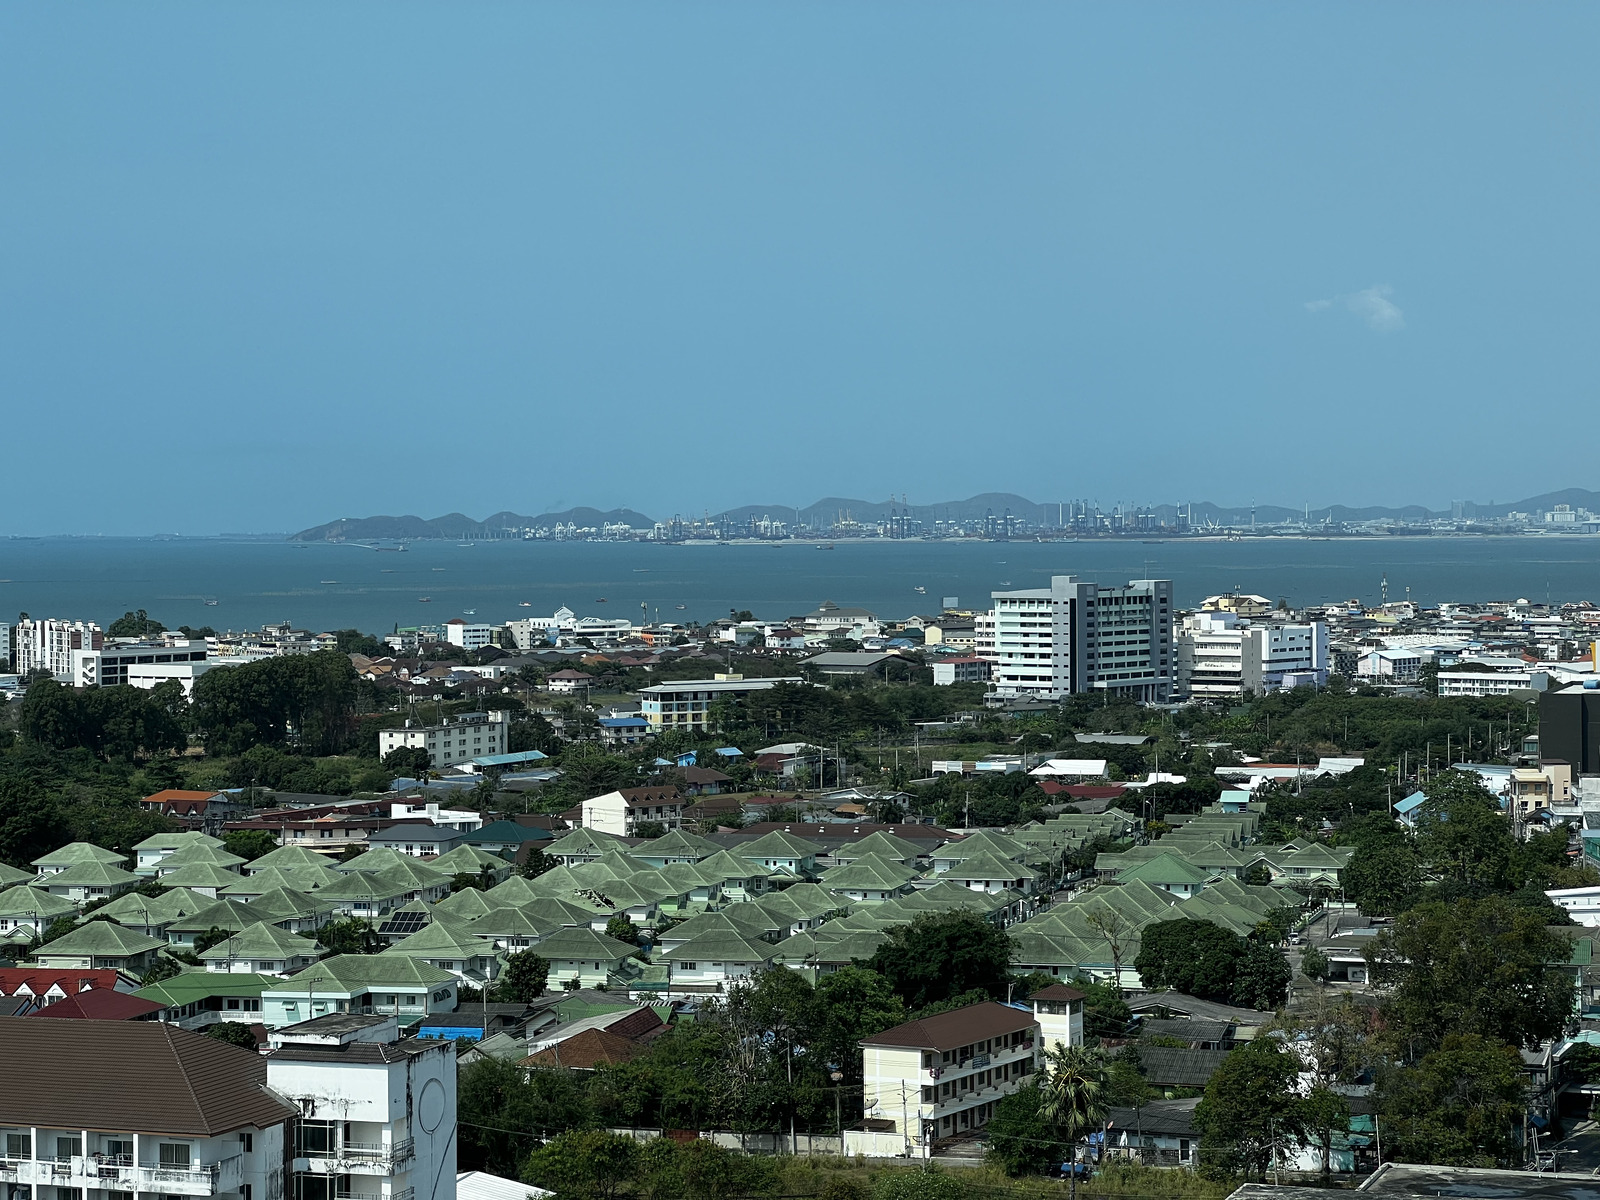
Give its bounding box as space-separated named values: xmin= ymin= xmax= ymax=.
xmin=143 ymin=790 xmax=221 ymax=803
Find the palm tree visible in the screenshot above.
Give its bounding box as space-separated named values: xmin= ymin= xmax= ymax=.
xmin=1038 ymin=1044 xmax=1110 ymax=1200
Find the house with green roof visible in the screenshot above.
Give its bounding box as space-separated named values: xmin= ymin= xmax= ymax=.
xmin=32 ymin=842 xmax=126 ymax=876
xmin=691 ymin=850 xmax=773 ymax=902
xmin=820 ymin=855 xmax=920 ymax=904
xmin=0 ymin=862 xmax=33 ymax=890
xmin=736 ymin=831 xmax=825 ymax=880
xmin=546 ymin=828 xmax=628 ymax=865
xmin=535 ymin=927 xmax=640 ymax=989
xmin=632 ymin=829 xmax=719 ymax=868
xmin=132 ymin=830 xmax=223 ymax=877
xmin=656 ymin=862 xmax=722 ymax=908
xmin=95 ymin=888 xmax=198 ymax=938
xmin=220 ymin=863 xmax=344 ymax=901
xmin=467 ymin=905 xmax=566 ymax=952
xmin=261 ymin=953 xmax=458 ymax=1028
xmin=773 ymin=928 xmax=890 ymax=979
xmin=242 ymin=886 xmax=336 ymax=935
xmin=939 ymin=851 xmax=1038 ymax=896
xmin=316 ymin=870 xmax=410 ymax=918
xmin=133 ymin=970 xmax=277 ymax=1029
xmin=0 ymin=886 xmax=78 ymax=941
xmin=34 ymin=921 xmax=167 ymax=973
xmin=383 ymin=922 xmax=501 ymax=985
xmin=754 ymin=883 xmax=845 ymax=936
xmin=930 ymin=831 xmax=1028 ymax=873
xmin=199 ymin=921 xmax=322 ymax=975
xmin=660 ymin=931 xmax=778 ymax=988
xmin=243 ymin=843 xmax=338 ymax=875
xmin=462 ymin=819 xmax=553 ymax=856
xmin=832 ymin=831 xmax=925 ymax=866
xmin=41 ymin=859 xmax=140 ymax=906
xmin=436 ymin=884 xmax=504 ymax=920
xmin=430 ymin=844 xmax=513 ymax=885
xmin=166 ymin=897 xmax=258 ymax=946
xmin=367 ymin=859 xmax=453 ymax=905
xmin=1113 ymin=853 xmax=1211 ymax=899
xmin=656 ymin=908 xmax=780 ymax=955
xmin=153 ymin=861 xmax=246 ymax=897
xmin=155 ymin=840 xmax=245 ymax=875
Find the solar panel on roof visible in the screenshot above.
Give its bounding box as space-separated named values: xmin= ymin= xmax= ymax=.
xmin=378 ymin=911 xmax=428 ymax=936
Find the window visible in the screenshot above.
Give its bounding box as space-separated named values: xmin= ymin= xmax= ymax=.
xmin=239 ymin=1134 xmax=253 ymax=1153
xmin=57 ymin=1137 xmax=82 ymax=1161
xmin=296 ymin=1122 xmax=335 ymax=1157
xmin=7 ymin=1133 xmax=31 ymax=1159
xmin=105 ymin=1141 xmax=133 ymax=1161
xmin=158 ymin=1144 xmax=191 ymax=1169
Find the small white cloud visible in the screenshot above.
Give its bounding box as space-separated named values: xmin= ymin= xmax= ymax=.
xmin=1304 ymin=284 xmax=1405 ymax=333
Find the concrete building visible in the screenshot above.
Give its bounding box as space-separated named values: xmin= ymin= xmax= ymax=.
xmin=377 ymin=712 xmax=508 ymax=770
xmin=931 ymin=657 xmax=991 ymax=686
xmin=0 ymin=1016 xmax=299 ymax=1200
xmin=990 ymin=576 xmax=1173 ymax=702
xmin=443 ymin=621 xmax=496 ymax=651
xmin=266 ymin=1013 xmax=456 ymax=1200
xmin=580 ymin=786 xmax=684 ymax=836
xmin=72 ymin=639 xmax=214 ymax=695
xmin=847 ymin=1001 xmax=1042 ymax=1158
xmin=637 ymin=676 xmax=802 ymax=732
xmin=1436 ymin=668 xmax=1549 ymax=697
xmin=1355 ymin=648 xmax=1422 ymax=682
xmin=1173 ymin=612 xmax=1328 ymax=699
xmin=14 ymin=618 xmax=103 ymax=678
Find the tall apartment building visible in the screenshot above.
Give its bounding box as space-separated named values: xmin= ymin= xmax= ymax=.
xmin=266 ymin=1013 xmax=456 ymax=1200
xmin=637 ymin=676 xmax=802 ymax=732
xmin=0 ymin=1016 xmax=299 ymax=1200
xmin=72 ymin=638 xmax=214 ymax=695
xmin=1173 ymin=611 xmax=1328 ymax=699
xmin=13 ymin=618 xmax=103 ymax=677
xmin=989 ymin=576 xmax=1173 ymax=702
xmin=377 ymin=712 xmax=508 ymax=770
xmin=442 ymin=621 xmax=496 ymax=651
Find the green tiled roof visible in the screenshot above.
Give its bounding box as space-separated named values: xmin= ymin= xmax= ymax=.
xmin=157 ymin=862 xmax=245 ymax=889
xmin=158 ymin=842 xmax=246 ymax=871
xmin=167 ymin=897 xmax=258 ymax=935
xmin=0 ymin=863 xmax=32 ymax=889
xmin=244 ymin=886 xmax=335 ymax=924
xmin=221 ymin=864 xmax=343 ymax=895
xmin=545 ymin=828 xmax=627 ymax=858
xmin=430 ymin=845 xmax=511 ymax=876
xmin=833 ymin=831 xmax=925 ymax=862
xmin=264 ymin=953 xmax=456 ymax=992
xmin=1114 ymin=853 xmax=1211 ymax=887
xmin=661 ymin=932 xmax=776 ymax=963
xmin=383 ymin=920 xmax=497 ymax=959
xmin=533 ymin=926 xmax=638 ymax=962
xmin=0 ymin=886 xmax=77 ymax=919
xmin=45 ymin=860 xmax=139 ymax=888
xmin=134 ymin=971 xmax=278 ymax=1005
xmin=246 ymin=845 xmax=338 ymax=874
xmin=197 ymin=921 xmax=321 ymax=960
xmin=133 ymin=831 xmax=223 ymax=853
xmin=820 ymin=855 xmax=920 ymax=890
xmin=37 ymin=921 xmax=165 ymax=956
xmin=636 ymin=829 xmax=720 ymax=859
xmin=33 ymin=842 xmax=126 ymax=870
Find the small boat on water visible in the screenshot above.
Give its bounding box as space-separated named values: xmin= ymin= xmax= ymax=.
xmin=519 ymin=601 xmax=532 ymax=607
xmin=418 ymin=596 xmax=431 ymax=602
xmin=676 ymin=604 xmax=686 ymax=610
xmin=595 ymin=598 xmax=608 ymax=603
xmin=914 ymin=586 xmax=926 ymax=594
xmin=204 ymin=599 xmax=219 ymax=606
xmin=320 ymin=580 xmax=338 ymax=584
xmin=463 ymin=609 xmax=476 ymax=615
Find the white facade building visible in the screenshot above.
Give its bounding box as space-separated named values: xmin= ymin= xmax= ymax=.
xmin=1437 ymin=669 xmax=1550 ymax=697
xmin=1173 ymin=612 xmax=1328 ymax=699
xmin=990 ymin=576 xmax=1173 ymax=702
xmin=0 ymin=1017 xmax=299 ymax=1200
xmin=931 ymin=657 xmax=990 ymax=686
xmin=266 ymin=1014 xmax=457 ymax=1200
xmin=14 ymin=618 xmax=103 ymax=678
xmin=443 ymin=621 xmax=496 ymax=651
xmin=72 ymin=639 xmax=215 ymax=695
xmin=378 ymin=712 xmax=508 ymax=770
xmin=637 ymin=676 xmax=802 ymax=732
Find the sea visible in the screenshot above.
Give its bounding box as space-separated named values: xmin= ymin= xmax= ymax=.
xmin=1 ymin=535 xmax=1599 ymax=635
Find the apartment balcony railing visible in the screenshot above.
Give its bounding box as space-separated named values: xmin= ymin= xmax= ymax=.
xmin=300 ymin=1140 xmax=416 ymax=1175
xmin=5 ymin=1154 xmax=242 ymax=1195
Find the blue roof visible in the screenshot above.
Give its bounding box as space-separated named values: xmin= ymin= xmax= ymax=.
xmin=714 ymin=747 xmax=744 ymax=758
xmin=473 ymin=750 xmax=549 ymax=766
xmin=599 ymin=717 xmax=649 ymax=728
xmin=1394 ymin=791 xmax=1427 ymax=814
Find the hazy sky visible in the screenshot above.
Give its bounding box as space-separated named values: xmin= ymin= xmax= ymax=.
xmin=4 ymin=4 xmax=1598 ymax=534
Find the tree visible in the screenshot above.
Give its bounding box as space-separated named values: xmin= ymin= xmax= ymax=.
xmin=1345 ymin=838 xmax=1422 ymax=916
xmin=520 ymin=848 xmax=557 ymax=879
xmin=459 ymin=1058 xmax=590 ymax=1175
xmin=316 ymin=917 xmax=381 ymax=956
xmin=1378 ymin=1034 xmax=1526 ymax=1167
xmin=494 ymin=949 xmax=549 ymax=1003
xmin=1300 ymin=944 xmax=1329 ymax=982
xmin=521 ymin=1129 xmax=639 ymax=1200
xmin=865 ymin=911 xmax=1015 ymax=1009
xmin=1232 ymin=941 xmax=1291 ymax=1011
xmin=985 ymin=1081 xmax=1068 ymax=1177
xmin=868 ymin=1166 xmax=971 ymax=1200
xmin=1133 ymin=919 xmax=1241 ymax=1001
xmin=1364 ymin=895 xmax=1573 ymax=1053
xmin=141 ymin=956 xmax=183 ymax=986
xmin=193 ymin=926 xmax=235 ymax=956
xmin=1194 ymin=1038 xmax=1306 ymax=1180
xmin=382 ymin=746 xmax=432 ymax=776
xmin=1037 ymin=1044 xmax=1109 ymax=1200
xmin=205 ymin=1022 xmax=259 ymax=1050
xmin=223 ymin=829 xmax=278 ymax=861
xmin=1243 ymin=863 xmax=1273 ymax=886
xmin=1301 ymin=1086 xmax=1351 ymax=1183
xmin=605 ymin=915 xmax=640 ymax=945
xmin=108 ymin=609 xmax=166 ymax=638
xmin=813 ymin=967 xmax=907 ymax=1082
xmin=1082 ymin=907 xmax=1132 ymax=997
xmin=1413 ymin=772 xmax=1517 ymax=891
xmin=333 ymin=629 xmax=384 ymax=657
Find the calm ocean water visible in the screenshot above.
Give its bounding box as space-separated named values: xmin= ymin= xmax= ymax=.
xmin=1 ymin=536 xmax=1598 ymax=634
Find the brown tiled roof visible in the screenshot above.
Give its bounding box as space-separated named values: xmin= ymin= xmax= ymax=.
xmin=859 ymin=1001 xmax=1035 ymax=1052
xmin=0 ymin=968 xmax=137 ymax=997
xmin=1029 ymin=984 xmax=1087 ymax=1003
xmin=28 ymin=990 xmax=164 ymax=1021
xmin=0 ymin=1016 xmax=299 ymax=1135
xmin=524 ymin=1028 xmax=643 ymax=1070
xmin=619 ymin=786 xmax=682 ymax=805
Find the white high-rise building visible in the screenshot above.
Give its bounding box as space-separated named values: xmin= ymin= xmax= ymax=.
xmin=1173 ymin=611 xmax=1328 ymax=699
xmin=990 ymin=576 xmax=1173 ymax=702
xmin=13 ymin=618 xmax=103 ymax=677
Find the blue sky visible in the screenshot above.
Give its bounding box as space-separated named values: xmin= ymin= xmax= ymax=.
xmin=3 ymin=3 xmax=1597 ymax=533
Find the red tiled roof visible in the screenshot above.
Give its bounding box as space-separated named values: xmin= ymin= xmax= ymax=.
xmin=524 ymin=1028 xmax=643 ymax=1070
xmin=143 ymin=789 xmax=221 ymax=804
xmin=28 ymin=989 xmax=164 ymax=1021
xmin=1029 ymin=984 xmax=1087 ymax=1003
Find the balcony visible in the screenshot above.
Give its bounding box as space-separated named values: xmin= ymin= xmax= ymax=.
xmin=298 ymin=1140 xmax=415 ymax=1176
xmin=6 ymin=1155 xmax=243 ymax=1196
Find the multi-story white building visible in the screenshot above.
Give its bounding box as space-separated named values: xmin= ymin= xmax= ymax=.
xmin=580 ymin=786 xmax=684 ymax=835
xmin=0 ymin=1017 xmax=299 ymax=1200
xmin=266 ymin=1013 xmax=456 ymax=1200
xmin=1436 ymin=669 xmax=1550 ymax=697
xmin=442 ymin=621 xmax=496 ymax=651
xmin=637 ymin=676 xmax=802 ymax=732
xmin=1173 ymin=612 xmax=1328 ymax=699
xmin=13 ymin=618 xmax=103 ymax=678
xmin=377 ymin=712 xmax=508 ymax=770
xmin=931 ymin=657 xmax=990 ymax=686
xmin=847 ymin=1000 xmax=1050 ymax=1158
xmin=72 ymin=638 xmax=215 ymax=695
xmin=989 ymin=576 xmax=1173 ymax=702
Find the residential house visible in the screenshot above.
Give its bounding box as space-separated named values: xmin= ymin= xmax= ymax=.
xmin=580 ymin=787 xmax=684 ymax=836
xmin=260 ymin=955 xmax=459 ymax=1029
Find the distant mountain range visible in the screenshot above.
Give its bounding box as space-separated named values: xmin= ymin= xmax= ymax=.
xmin=290 ymin=488 xmax=1600 ymax=541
